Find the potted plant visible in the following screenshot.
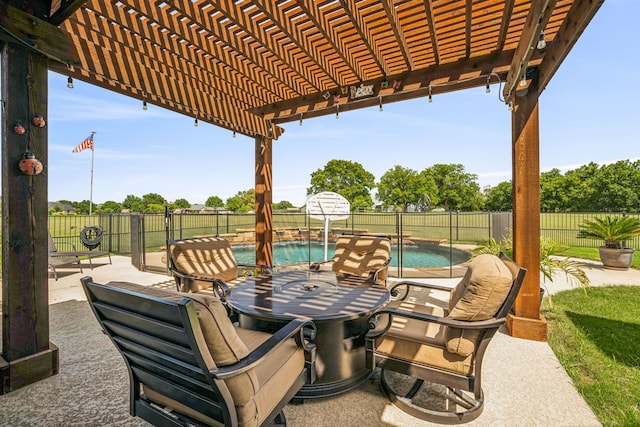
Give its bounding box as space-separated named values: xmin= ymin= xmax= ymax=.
xmin=577 ymin=215 xmax=640 ymax=270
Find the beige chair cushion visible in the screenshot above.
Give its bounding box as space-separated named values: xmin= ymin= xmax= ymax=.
xmin=375 ymin=302 xmax=474 ymax=376
xmin=235 ymin=328 xmax=305 ymax=427
xmin=331 ymin=235 xmax=391 ymax=278
xmin=170 ymin=237 xmax=239 ymax=284
xmin=448 ymin=254 xmax=513 ymax=320
xmin=444 ymin=254 xmax=513 ymax=356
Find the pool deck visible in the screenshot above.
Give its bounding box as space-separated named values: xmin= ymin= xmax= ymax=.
xmin=4 ymin=254 xmax=636 ymax=425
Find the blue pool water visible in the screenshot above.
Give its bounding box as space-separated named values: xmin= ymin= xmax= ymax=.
xmin=231 ymin=241 xmax=470 ymax=268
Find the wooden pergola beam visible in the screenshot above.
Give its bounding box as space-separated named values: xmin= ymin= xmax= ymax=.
xmin=503 ymin=0 xmax=556 ymax=103
xmin=1 ymin=40 xmax=58 ymax=395
xmin=262 ymin=49 xmax=542 ymax=124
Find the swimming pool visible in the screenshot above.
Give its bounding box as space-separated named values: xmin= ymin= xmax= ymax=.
xmin=231 ymin=241 xmax=470 ymax=269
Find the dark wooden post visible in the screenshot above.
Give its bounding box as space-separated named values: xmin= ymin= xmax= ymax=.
xmin=255 ymin=136 xmax=273 ymax=266
xmin=1 ymin=42 xmax=59 ymax=394
xmin=506 ymin=82 xmax=548 ymax=341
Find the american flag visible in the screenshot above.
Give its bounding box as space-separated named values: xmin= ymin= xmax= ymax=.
xmin=72 ymin=134 xmax=94 ymax=153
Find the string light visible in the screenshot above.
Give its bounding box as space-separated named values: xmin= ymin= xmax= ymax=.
xmin=233 ymin=131 xmax=236 ymax=138
xmin=519 ymin=72 xmax=527 ymax=87
xmin=142 ymin=100 xmax=147 ymax=110
xmin=299 ymin=113 xmax=303 ymax=126
xmin=485 ymin=75 xmax=491 ymax=93
xmin=378 ymin=96 xmax=383 ymax=112
xmin=194 ymin=113 xmax=199 ymax=127
xmin=67 ymin=76 xmax=74 ymax=89
xmin=537 ymin=30 xmax=546 ymax=50
xmin=428 ymin=86 xmax=432 ymax=103
xmin=335 ymin=104 xmax=339 ymax=119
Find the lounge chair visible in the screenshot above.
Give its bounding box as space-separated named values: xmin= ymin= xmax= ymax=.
xmin=81 ymin=277 xmax=316 ymax=426
xmin=365 ymin=252 xmax=526 ymax=423
xmin=310 ymin=234 xmax=392 ymax=285
xmin=48 ymin=231 xmax=112 ymax=269
xmin=48 ymin=254 xmax=82 ymax=280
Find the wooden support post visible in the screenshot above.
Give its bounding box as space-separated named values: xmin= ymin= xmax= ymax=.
xmin=1 ymin=42 xmax=59 ymax=394
xmin=506 ymin=82 xmax=548 ymax=342
xmin=255 ymin=136 xmax=273 ymax=267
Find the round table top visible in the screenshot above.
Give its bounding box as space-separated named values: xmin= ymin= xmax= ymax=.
xmin=227 ymin=270 xmax=389 ymax=322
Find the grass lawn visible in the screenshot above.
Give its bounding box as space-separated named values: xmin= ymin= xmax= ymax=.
xmin=542 ymin=286 xmax=640 ymax=426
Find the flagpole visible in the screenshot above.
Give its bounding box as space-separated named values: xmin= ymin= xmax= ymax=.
xmin=89 ymin=131 xmax=96 ymax=220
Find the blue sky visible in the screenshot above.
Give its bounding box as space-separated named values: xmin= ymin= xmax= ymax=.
xmin=39 ymin=1 xmax=638 ymax=207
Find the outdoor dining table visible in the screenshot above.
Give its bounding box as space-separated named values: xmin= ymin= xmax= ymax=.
xmin=227 ymin=269 xmax=390 ymax=399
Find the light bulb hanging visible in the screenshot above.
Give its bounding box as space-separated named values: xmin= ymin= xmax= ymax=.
xmin=299 ymin=113 xmax=303 ymax=126
xmin=537 ymin=30 xmax=547 ymax=50
xmin=428 ymin=86 xmax=433 ymax=103
xmin=379 ymin=96 xmax=383 ymax=112
xmin=519 ymin=72 xmax=527 ymax=87
xmin=142 ymin=100 xmax=147 ymax=110
xmin=485 ymin=76 xmax=491 ymax=93
xmin=233 ymin=131 xmax=236 ymax=138
xmin=194 ymin=113 xmax=199 ymax=127
xmin=335 ymin=104 xmax=339 ymax=119
xmin=67 ymin=76 xmax=74 ymax=89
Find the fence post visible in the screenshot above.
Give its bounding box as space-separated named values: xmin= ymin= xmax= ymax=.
xmin=130 ymin=213 xmax=141 ymax=270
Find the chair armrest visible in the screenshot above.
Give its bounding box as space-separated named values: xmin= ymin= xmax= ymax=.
xmin=168 ymin=267 xmax=231 ymax=300
xmin=387 ymin=279 xmax=454 ymax=300
xmin=369 ymin=258 xmax=391 ymax=282
xmin=309 ymin=260 xmax=332 ymax=271
xmin=210 ymin=318 xmax=317 ymax=380
xmin=366 ymin=306 xmax=505 ymax=339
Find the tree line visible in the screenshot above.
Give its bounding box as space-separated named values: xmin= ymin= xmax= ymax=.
xmin=50 ymin=159 xmax=640 ymax=214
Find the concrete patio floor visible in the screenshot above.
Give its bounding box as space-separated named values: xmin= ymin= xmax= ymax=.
xmin=3 ymin=254 xmax=637 ymax=426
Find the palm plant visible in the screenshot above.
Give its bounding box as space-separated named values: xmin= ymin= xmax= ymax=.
xmin=577 ymin=215 xmax=640 ymax=249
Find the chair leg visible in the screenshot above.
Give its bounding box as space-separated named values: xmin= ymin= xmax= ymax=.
xmin=379 ymin=369 xmax=484 ymax=424
xmin=268 ymin=410 xmax=286 ymax=427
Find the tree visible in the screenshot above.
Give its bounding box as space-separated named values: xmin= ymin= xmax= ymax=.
xmin=141 ymin=193 xmax=166 ymax=211
xmin=274 ymin=200 xmax=295 ymax=210
xmin=540 ymin=168 xmax=569 ymax=212
xmin=98 ymin=200 xmax=122 ymax=213
xmin=145 ymin=203 xmax=165 ymax=213
xmin=589 ymin=160 xmax=640 ymax=212
xmin=226 ymin=189 xmax=255 ymax=212
xmin=377 ymin=165 xmax=437 ymax=212
xmin=73 ymin=200 xmax=91 ymax=214
xmin=484 ymin=181 xmax=512 ymax=211
xmin=423 ymin=164 xmax=483 ymax=211
xmin=122 ymin=194 xmax=144 ymax=212
xmin=173 ymin=198 xmax=191 ymax=209
xmin=205 ymin=195 xmax=224 ymax=208
xmin=308 ymin=159 xmax=376 ymax=211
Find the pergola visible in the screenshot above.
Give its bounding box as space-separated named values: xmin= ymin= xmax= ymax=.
xmin=1 ymin=0 xmax=603 ymax=393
